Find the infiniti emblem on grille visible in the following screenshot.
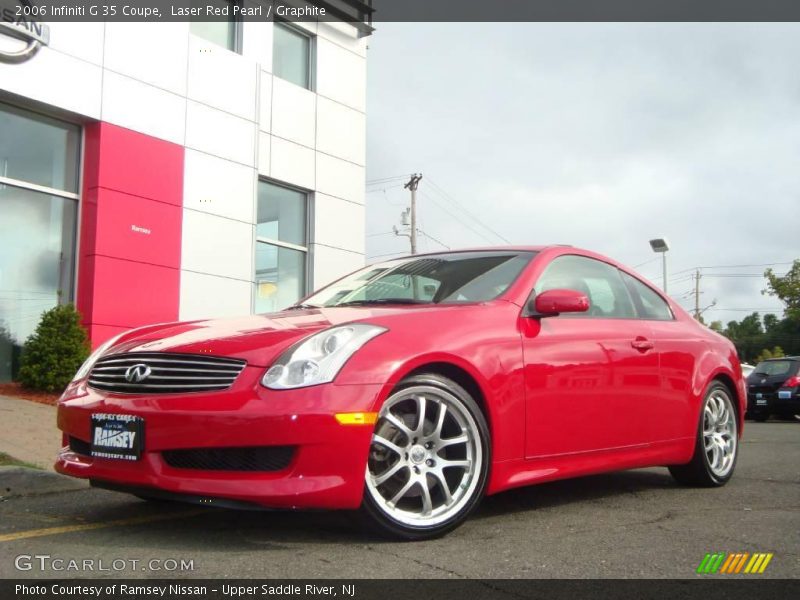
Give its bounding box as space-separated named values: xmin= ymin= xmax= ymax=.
xmin=125 ymin=364 xmax=152 ymax=383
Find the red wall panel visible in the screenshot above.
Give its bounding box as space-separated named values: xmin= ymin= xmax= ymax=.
xmin=77 ymin=123 xmax=183 ymax=347
xmin=88 ymin=123 xmax=183 ymax=204
xmin=88 ymin=257 xmax=181 ymax=328
xmin=93 ymin=189 xmax=181 ymax=269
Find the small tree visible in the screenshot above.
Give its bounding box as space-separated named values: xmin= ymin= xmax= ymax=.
xmin=763 ymin=260 xmax=800 ymax=321
xmin=754 ymin=346 xmax=785 ymax=364
xmin=18 ymin=304 xmax=90 ymax=393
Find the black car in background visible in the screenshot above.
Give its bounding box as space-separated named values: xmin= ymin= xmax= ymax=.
xmin=746 ymin=357 xmax=800 ymax=421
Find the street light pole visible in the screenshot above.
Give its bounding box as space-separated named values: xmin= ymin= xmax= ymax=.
xmin=649 ymin=238 xmax=670 ymax=294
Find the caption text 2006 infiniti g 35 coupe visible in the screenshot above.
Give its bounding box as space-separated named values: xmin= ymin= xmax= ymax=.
xmin=56 ymin=246 xmax=746 ymax=539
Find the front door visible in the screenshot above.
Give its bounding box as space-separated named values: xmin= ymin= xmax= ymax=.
xmin=522 ymin=255 xmax=661 ymax=458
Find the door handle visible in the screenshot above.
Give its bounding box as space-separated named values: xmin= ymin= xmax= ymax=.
xmin=631 ymin=338 xmax=654 ymax=351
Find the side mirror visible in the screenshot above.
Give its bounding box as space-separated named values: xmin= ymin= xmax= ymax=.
xmin=527 ymin=288 xmax=590 ymax=317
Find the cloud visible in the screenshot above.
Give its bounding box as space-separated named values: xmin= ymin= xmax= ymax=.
xmin=366 ymin=23 xmax=800 ymax=322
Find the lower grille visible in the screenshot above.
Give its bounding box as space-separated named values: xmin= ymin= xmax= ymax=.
xmin=162 ymin=446 xmax=295 ymax=472
xmin=88 ymin=352 xmax=246 ymax=394
xmin=69 ymin=436 xmax=91 ymax=456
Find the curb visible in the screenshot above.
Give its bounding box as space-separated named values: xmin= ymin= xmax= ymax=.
xmin=0 ymin=466 xmax=88 ymax=500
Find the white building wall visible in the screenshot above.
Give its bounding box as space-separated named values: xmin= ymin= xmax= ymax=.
xmin=0 ymin=16 xmax=368 ymax=322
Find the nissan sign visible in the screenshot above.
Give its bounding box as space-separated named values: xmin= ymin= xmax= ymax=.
xmin=0 ymin=2 xmax=50 ymax=63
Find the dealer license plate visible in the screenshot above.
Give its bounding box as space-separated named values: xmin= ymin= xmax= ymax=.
xmin=91 ymin=414 xmax=144 ymax=460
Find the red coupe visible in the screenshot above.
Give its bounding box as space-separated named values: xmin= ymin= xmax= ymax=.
xmin=56 ymin=246 xmax=745 ymax=539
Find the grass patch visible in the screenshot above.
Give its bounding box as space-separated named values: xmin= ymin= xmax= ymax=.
xmin=0 ymin=452 xmax=41 ymax=469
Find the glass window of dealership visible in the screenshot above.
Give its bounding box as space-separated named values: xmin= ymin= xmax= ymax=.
xmin=0 ymin=103 xmax=80 ymax=381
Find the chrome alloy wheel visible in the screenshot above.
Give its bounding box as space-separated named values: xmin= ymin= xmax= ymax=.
xmin=365 ymin=385 xmax=483 ymax=528
xmin=703 ymin=388 xmax=737 ymax=478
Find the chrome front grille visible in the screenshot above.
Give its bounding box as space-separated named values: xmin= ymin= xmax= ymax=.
xmin=88 ymin=352 xmax=247 ymax=394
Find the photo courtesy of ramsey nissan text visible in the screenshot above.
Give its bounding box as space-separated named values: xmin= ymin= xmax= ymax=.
xmin=0 ymin=1 xmax=798 ymax=599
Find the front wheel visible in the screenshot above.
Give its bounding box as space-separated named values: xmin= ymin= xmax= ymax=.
xmin=361 ymin=373 xmax=490 ymax=540
xmin=669 ymin=382 xmax=739 ymax=487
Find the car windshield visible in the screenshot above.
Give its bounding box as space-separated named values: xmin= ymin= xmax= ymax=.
xmin=299 ymin=251 xmax=536 ymax=308
xmin=752 ymin=360 xmax=796 ymax=377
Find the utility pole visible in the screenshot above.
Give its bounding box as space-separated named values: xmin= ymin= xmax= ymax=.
xmin=403 ymin=174 xmax=423 ymax=254
xmin=693 ymin=269 xmax=702 ymax=320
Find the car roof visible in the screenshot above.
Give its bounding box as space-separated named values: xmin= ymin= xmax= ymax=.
xmin=758 ymin=356 xmax=800 ymax=361
xmin=375 ymin=245 xmax=639 ymax=271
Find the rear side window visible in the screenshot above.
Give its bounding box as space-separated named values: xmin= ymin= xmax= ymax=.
xmin=753 ymin=361 xmax=797 ymax=377
xmin=620 ymin=272 xmax=674 ymax=321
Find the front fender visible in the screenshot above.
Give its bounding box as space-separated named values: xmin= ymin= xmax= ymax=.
xmin=336 ymin=314 xmax=526 ymax=463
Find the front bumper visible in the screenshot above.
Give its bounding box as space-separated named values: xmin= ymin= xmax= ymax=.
xmin=55 ymin=367 xmax=383 ymax=509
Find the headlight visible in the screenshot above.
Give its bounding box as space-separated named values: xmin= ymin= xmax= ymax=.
xmin=261 ymin=324 xmax=387 ymax=390
xmin=72 ymin=332 xmax=126 ymax=382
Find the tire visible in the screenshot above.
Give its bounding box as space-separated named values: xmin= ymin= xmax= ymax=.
xmin=753 ymin=412 xmax=769 ymax=423
xmin=361 ymin=373 xmax=490 ymax=540
xmin=669 ymin=382 xmax=739 ymax=487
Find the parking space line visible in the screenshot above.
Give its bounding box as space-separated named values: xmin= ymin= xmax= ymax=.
xmin=0 ymin=509 xmax=208 ymax=543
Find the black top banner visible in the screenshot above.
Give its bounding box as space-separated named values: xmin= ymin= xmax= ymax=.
xmin=3 ymin=0 xmax=800 ymax=24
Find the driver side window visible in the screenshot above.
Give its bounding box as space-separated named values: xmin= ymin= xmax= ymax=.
xmin=535 ymin=255 xmax=636 ymax=318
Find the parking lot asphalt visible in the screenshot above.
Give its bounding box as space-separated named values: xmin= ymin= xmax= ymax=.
xmin=0 ymin=422 xmax=797 ymax=579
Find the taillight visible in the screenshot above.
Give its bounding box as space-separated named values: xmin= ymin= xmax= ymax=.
xmin=783 ymin=376 xmax=800 ymax=388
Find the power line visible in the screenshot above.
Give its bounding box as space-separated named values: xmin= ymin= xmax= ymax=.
xmin=366 ymin=175 xmax=408 ymax=186
xmin=366 ymin=183 xmax=406 ymax=194
xmin=712 ymin=308 xmax=784 ymax=312
xmin=425 ymin=178 xmax=512 ymax=244
xmin=701 ymin=274 xmax=767 ymax=278
xmin=419 ymin=190 xmax=499 ymax=246
xmin=632 ymin=257 xmax=660 ymax=269
xmin=670 ymin=261 xmax=796 ymax=277
xmin=418 ymin=229 xmax=451 ymax=250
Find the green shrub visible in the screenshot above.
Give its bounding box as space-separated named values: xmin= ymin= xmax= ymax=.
xmin=18 ymin=304 xmax=90 ymax=393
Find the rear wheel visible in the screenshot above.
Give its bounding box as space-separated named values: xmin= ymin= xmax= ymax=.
xmin=361 ymin=373 xmax=490 ymax=540
xmin=669 ymin=382 xmax=738 ymax=486
xmin=753 ymin=412 xmax=769 ymax=422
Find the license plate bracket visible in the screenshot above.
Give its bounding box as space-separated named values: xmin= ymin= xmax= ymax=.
xmin=91 ymin=414 xmax=144 ymax=461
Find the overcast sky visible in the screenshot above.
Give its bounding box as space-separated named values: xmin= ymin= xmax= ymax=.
xmin=364 ymin=23 xmax=800 ymax=326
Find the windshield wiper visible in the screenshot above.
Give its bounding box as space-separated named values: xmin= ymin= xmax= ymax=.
xmin=335 ymin=298 xmax=430 ymax=307
xmin=286 ymin=303 xmax=321 ymax=310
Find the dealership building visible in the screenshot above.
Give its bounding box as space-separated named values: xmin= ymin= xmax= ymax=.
xmin=0 ymin=4 xmax=372 ymax=381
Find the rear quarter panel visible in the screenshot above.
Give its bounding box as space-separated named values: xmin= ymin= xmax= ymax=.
xmin=649 ymin=312 xmax=745 ymax=441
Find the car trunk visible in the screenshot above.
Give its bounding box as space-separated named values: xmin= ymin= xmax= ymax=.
xmin=747 ymin=360 xmax=800 ymax=396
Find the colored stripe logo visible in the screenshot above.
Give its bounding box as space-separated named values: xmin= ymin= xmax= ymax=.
xmin=697 ymin=552 xmax=773 ymax=574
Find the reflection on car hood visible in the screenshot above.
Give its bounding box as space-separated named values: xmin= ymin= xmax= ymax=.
xmin=105 ymin=306 xmax=428 ymax=367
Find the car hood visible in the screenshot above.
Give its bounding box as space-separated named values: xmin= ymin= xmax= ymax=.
xmin=107 ymin=306 xmax=417 ymax=367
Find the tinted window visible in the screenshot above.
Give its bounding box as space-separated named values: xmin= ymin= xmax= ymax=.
xmin=273 ymin=22 xmax=311 ymax=89
xmin=620 ymin=272 xmax=674 ymax=320
xmin=254 ymin=181 xmax=308 ymax=313
xmin=535 ymin=255 xmax=636 ymax=318
xmin=303 ymin=251 xmax=535 ymax=307
xmin=257 ymin=181 xmax=306 ymax=246
xmin=753 ymin=361 xmax=797 ymax=377
xmin=189 ymin=0 xmax=238 ymax=51
xmin=0 ymin=102 xmax=80 ymax=192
